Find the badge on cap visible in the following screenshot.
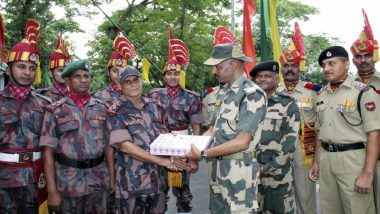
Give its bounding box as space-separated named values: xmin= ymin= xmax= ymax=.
xmin=29 ymin=53 xmax=37 ymax=62
xmin=358 ymin=41 xmax=367 ymax=51
xmin=273 ymin=65 xmax=277 ymax=71
xmin=286 ymin=52 xmax=294 ymax=61
xmin=365 ymin=101 xmax=376 ymax=111
xmin=170 ymin=64 xmax=176 ymax=70
xmin=116 ymin=59 xmax=123 ymax=66
xmin=326 ymin=51 xmax=332 ymax=57
xmin=84 ymin=62 xmax=89 ymax=69
xmin=64 ymin=60 xmax=69 ymax=66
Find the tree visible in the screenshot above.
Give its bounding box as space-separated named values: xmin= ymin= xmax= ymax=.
xmin=1 ymin=0 xmax=95 ymax=87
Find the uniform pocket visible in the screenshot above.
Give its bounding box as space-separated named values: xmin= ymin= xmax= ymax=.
xmin=27 ymin=110 xmax=44 ymax=135
xmin=57 ymin=119 xmax=79 ymax=133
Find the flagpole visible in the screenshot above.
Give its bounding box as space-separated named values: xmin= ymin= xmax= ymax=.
xmin=231 ymin=0 xmax=235 ymax=34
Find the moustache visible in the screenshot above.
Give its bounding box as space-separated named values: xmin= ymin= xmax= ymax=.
xmin=285 ymin=71 xmax=296 ymax=76
xmin=358 ymin=63 xmax=370 ymax=67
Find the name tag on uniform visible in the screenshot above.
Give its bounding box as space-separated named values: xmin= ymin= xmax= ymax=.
xmin=215 ymin=100 xmax=222 ymax=106
xmin=90 ymin=115 xmax=106 ymax=121
xmin=124 ymin=119 xmax=143 ymax=126
xmin=208 ymin=103 xmax=215 ymax=106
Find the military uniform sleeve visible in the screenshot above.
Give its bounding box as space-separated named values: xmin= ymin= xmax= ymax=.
xmin=189 ymin=95 xmax=203 ymax=124
xmin=361 ymin=89 xmax=380 ymax=132
xmin=263 ymin=101 xmax=300 ymax=174
xmin=201 ymin=95 xmax=210 ymax=126
xmin=236 ymin=91 xmax=267 ymax=136
xmin=39 ymin=110 xmax=59 ymax=149
xmin=107 ymin=114 xmax=132 ymax=148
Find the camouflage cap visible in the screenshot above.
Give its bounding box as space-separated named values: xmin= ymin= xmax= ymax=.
xmin=204 ymin=44 xmax=252 ymax=66
xmin=318 ymin=46 xmax=348 ymax=66
xmin=61 ymin=59 xmax=90 ymax=78
xmin=118 ymin=65 xmax=141 ymax=83
xmin=250 ymin=60 xmax=279 ymax=77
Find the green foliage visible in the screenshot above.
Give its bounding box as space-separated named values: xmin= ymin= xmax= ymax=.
xmin=1 ymin=0 xmax=94 ymax=87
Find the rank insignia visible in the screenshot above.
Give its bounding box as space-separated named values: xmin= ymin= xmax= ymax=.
xmin=124 ymin=118 xmax=143 ymax=126
xmin=91 ymin=115 xmax=106 ymax=120
xmin=57 ymin=115 xmax=73 ymax=124
xmin=365 ymin=101 xmax=376 ymax=111
xmin=215 ymin=100 xmax=222 ymax=106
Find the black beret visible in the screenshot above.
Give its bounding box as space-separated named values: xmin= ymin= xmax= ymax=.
xmin=62 ymin=59 xmax=90 ymax=78
xmin=318 ymin=46 xmax=349 ymax=66
xmin=250 ymin=60 xmax=279 ymax=77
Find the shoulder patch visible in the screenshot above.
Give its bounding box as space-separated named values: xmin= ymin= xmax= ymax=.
xmin=107 ymin=100 xmax=122 ymax=114
xmin=201 ymin=87 xmax=214 ymax=98
xmin=45 ymin=97 xmax=65 ymax=111
xmin=184 ymin=89 xmax=200 ymax=97
xmin=304 ymin=82 xmax=321 ymax=92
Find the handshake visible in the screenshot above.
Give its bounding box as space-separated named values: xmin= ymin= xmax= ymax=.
xmin=162 ymin=156 xmax=199 ymax=174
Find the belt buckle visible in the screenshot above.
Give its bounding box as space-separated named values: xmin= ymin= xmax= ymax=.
xmin=18 ymin=152 xmax=33 ymax=162
xmin=83 ymin=159 xmax=90 ymax=167
xmin=328 ymin=144 xmax=334 ymax=152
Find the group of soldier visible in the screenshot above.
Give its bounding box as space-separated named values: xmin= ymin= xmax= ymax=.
xmin=1 ymin=9 xmax=380 ymax=214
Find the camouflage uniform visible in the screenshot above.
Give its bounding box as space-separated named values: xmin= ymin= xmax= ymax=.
xmin=256 ymin=92 xmax=300 ymax=214
xmin=93 ymin=84 xmax=122 ymax=107
xmin=40 ymin=96 xmax=109 ymax=213
xmin=277 ymin=80 xmax=318 ymax=214
xmin=0 ymin=87 xmax=49 ymax=213
xmin=107 ymin=96 xmax=168 ymax=214
xmin=147 ymin=87 xmax=202 ymax=213
xmin=210 ymin=75 xmax=267 ymax=213
xmin=36 ymin=85 xmax=64 ymax=103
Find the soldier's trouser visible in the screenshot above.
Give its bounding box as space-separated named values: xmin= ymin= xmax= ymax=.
xmin=320 ymin=149 xmax=375 ymax=214
xmin=117 ymin=192 xmax=166 ymax=214
xmin=258 ymin=181 xmax=294 ymax=214
xmin=60 ymin=191 xmax=107 ymax=214
xmin=170 ymin=171 xmax=193 ymax=213
xmin=293 ymin=143 xmax=317 ymax=214
xmin=209 ymin=158 xmax=259 ymax=214
xmin=0 ymin=182 xmax=39 ymax=214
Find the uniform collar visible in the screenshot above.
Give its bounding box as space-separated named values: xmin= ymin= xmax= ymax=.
xmin=354 ymin=69 xmax=380 ymax=83
xmin=327 ymin=76 xmax=353 ymax=92
xmin=277 ymin=80 xmax=304 ymax=94
xmin=227 ymin=74 xmax=246 ymax=94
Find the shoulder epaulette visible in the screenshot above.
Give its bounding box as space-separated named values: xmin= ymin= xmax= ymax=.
xmin=45 ymin=97 xmax=65 ymax=111
xmin=107 ymin=100 xmax=122 ymax=114
xmin=31 ymin=91 xmax=52 ymax=104
xmin=353 ymin=81 xmax=369 ymax=91
xmin=184 ymin=89 xmax=200 ymax=97
xmin=304 ymin=82 xmax=321 ymax=93
xmin=318 ymin=86 xmax=327 ymax=94
xmin=148 ymin=88 xmax=164 ymax=95
xmin=92 ymin=97 xmax=108 ymax=108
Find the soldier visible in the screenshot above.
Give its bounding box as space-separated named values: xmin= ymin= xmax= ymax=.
xmin=147 ymin=39 xmax=201 ymax=214
xmin=252 ymin=60 xmax=301 ymax=214
xmin=106 ymin=66 xmax=187 ymax=213
xmin=93 ymin=34 xmax=136 ymax=106
xmin=36 ymin=34 xmax=70 ymax=103
xmin=40 ymin=59 xmax=111 ymax=213
xmin=350 ymin=10 xmax=380 ymax=213
xmin=277 ymin=22 xmax=319 ymax=214
xmin=185 ymin=26 xmax=267 ymax=213
xmin=0 ymin=19 xmax=49 ymax=213
xmin=309 ymin=46 xmax=380 ymax=213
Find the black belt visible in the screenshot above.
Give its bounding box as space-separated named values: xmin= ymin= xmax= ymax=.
xmin=56 ymin=153 xmax=104 ymax=169
xmin=321 ymin=142 xmax=365 ymax=152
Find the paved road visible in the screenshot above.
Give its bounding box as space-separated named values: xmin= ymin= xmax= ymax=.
xmin=167 ymin=161 xmax=210 ymax=214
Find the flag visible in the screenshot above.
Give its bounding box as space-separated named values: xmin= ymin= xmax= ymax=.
xmin=142 ymin=57 xmax=151 ymax=83
xmin=260 ymin=0 xmax=271 ymax=61
xmin=242 ymin=0 xmax=257 ymax=79
xmin=268 ymin=0 xmax=283 ymax=81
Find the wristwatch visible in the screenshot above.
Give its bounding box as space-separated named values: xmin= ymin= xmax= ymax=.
xmin=200 ymin=150 xmax=207 ymax=161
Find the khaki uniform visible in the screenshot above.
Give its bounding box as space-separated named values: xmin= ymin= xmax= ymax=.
xmin=201 ymin=85 xmax=223 ymax=127
xmin=354 ymin=70 xmax=380 ymax=213
xmin=316 ymin=76 xmax=380 ymax=214
xmin=277 ymin=80 xmax=318 ymax=214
